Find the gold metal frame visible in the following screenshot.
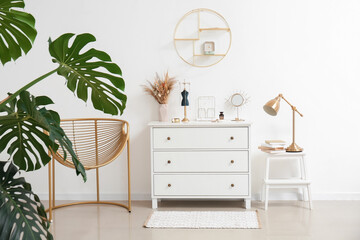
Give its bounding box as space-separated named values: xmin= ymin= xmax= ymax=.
xmin=173 ymin=8 xmax=232 ymax=67
xmin=46 ymin=118 xmax=131 ymax=222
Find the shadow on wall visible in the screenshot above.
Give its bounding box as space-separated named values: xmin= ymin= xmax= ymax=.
xmin=252 ymin=151 xmax=266 ymax=200
xmin=130 ymin=118 xmax=154 ymax=198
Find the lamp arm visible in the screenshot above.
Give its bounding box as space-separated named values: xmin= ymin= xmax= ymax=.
xmin=279 ymin=94 xmax=303 ymax=117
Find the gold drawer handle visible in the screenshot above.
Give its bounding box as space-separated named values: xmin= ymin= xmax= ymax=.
xmin=230 ymin=160 xmax=235 ymax=164
xmin=231 ymin=184 xmax=235 ymax=187
xmin=168 ymin=184 xmax=171 ymax=187
xmin=167 ymin=160 xmax=171 ymax=164
xmin=167 ymin=137 xmax=171 ymax=140
xmin=230 ymin=136 xmax=234 ymax=140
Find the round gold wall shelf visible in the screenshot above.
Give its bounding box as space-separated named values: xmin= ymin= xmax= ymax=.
xmin=174 ymin=8 xmax=232 ymax=67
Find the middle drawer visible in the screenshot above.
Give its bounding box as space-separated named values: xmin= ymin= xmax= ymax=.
xmin=153 ymin=151 xmax=249 ymax=173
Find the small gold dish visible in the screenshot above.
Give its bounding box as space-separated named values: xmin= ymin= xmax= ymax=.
xmin=172 ymin=118 xmax=180 ymax=123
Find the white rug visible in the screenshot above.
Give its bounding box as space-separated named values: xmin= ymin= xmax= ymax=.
xmin=144 ymin=211 xmax=260 ymax=229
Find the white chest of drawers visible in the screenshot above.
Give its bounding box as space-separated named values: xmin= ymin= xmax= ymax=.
xmin=149 ymin=121 xmax=252 ymax=209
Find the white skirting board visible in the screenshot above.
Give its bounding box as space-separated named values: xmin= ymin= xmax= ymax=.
xmin=253 ymin=192 xmax=360 ymax=201
xmin=37 ymin=193 xmax=150 ymax=201
xmin=36 ymin=192 xmax=360 ymax=201
xmin=312 ymin=193 xmax=360 ymax=200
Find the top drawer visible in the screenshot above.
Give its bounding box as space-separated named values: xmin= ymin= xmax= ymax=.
xmin=153 ymin=127 xmax=248 ymax=149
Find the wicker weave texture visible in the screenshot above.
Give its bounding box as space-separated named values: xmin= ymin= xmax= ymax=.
xmin=54 ymin=118 xmax=128 ymax=170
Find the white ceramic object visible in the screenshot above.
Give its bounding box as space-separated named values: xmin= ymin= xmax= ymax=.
xmin=159 ymin=104 xmax=168 ymax=122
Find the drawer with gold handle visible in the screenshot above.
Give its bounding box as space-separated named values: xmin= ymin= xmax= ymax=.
xmin=153 ymin=151 xmax=249 ymax=173
xmin=153 ymin=127 xmax=248 ymax=149
xmin=153 ymin=174 xmax=249 ymax=196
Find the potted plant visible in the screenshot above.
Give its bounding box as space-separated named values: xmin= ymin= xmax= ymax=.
xmin=143 ymin=72 xmax=177 ymax=122
xmin=0 ymin=1 xmax=126 ymax=239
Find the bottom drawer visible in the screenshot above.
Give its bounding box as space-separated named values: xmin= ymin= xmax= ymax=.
xmin=153 ymin=174 xmax=249 ymax=196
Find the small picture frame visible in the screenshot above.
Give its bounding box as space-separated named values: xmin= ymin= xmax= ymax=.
xmin=197 ymin=96 xmax=216 ymax=121
xmin=203 ymin=41 xmax=215 ymax=55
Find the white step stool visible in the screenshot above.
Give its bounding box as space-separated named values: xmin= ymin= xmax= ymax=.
xmin=262 ymin=152 xmax=312 ymax=210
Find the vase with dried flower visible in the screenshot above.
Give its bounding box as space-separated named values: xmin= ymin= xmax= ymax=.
xmin=143 ymin=72 xmax=177 ymax=122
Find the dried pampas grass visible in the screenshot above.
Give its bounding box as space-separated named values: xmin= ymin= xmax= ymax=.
xmin=143 ymin=72 xmax=177 ymax=104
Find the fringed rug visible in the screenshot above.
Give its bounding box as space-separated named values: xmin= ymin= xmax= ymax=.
xmin=144 ymin=211 xmax=261 ymax=229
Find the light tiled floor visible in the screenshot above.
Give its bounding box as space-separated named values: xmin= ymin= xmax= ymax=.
xmin=45 ymin=200 xmax=360 ymax=240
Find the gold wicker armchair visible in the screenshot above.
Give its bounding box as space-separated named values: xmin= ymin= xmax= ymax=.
xmin=46 ymin=118 xmax=131 ymax=221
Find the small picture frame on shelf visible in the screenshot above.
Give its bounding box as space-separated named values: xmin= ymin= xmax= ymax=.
xmin=203 ymin=41 xmax=215 ymax=55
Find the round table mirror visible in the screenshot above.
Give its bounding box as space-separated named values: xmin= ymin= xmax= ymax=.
xmin=230 ymin=93 xmax=246 ymax=121
xmin=231 ymin=93 xmax=244 ymax=107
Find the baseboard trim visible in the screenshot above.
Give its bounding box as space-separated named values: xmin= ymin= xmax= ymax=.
xmin=252 ymin=192 xmax=360 ymax=201
xmin=37 ymin=193 xmax=151 ymax=201
xmin=37 ymin=192 xmax=360 ymax=201
xmin=312 ymin=192 xmax=360 ymax=200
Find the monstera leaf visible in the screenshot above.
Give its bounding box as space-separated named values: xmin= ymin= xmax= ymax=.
xmin=0 ymin=161 xmax=53 ymax=240
xmin=0 ymin=0 xmax=37 ymax=65
xmin=49 ymin=33 xmax=127 ymax=115
xmin=0 ymin=91 xmax=86 ymax=180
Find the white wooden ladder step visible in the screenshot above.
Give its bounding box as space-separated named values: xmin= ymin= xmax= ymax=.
xmin=264 ymin=179 xmax=311 ymax=185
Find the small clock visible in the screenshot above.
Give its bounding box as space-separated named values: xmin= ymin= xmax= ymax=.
xmin=203 ymin=41 xmax=215 ymax=55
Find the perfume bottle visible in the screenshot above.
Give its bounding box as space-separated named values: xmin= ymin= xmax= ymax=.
xmin=219 ymin=112 xmax=224 ymax=120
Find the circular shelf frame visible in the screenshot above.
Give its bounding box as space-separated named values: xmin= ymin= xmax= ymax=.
xmin=173 ymin=8 xmax=232 ymax=68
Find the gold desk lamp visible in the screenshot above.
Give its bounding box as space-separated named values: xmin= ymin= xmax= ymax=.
xmin=263 ymin=94 xmax=303 ymax=152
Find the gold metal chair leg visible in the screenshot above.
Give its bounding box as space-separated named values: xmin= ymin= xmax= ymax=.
xmin=48 ymin=158 xmax=53 ymax=222
xmin=127 ymin=139 xmax=131 ymax=212
xmin=52 ymin=157 xmax=55 ymax=207
xmin=95 ymin=119 xmax=100 ymax=203
xmin=96 ymin=168 xmax=100 ymax=203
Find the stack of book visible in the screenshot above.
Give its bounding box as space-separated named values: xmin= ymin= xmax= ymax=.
xmin=258 ymin=140 xmax=286 ymax=153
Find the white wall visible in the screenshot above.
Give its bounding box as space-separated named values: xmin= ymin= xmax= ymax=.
xmin=1 ymin=0 xmax=360 ymax=201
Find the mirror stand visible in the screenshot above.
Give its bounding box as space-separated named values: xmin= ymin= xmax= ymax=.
xmin=232 ymin=106 xmax=244 ymax=121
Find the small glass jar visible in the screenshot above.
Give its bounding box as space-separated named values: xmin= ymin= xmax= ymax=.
xmin=219 ymin=111 xmax=224 ymax=120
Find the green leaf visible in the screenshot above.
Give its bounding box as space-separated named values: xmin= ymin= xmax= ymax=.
xmin=49 ymin=33 xmax=127 ymax=115
xmin=0 ymin=161 xmax=53 ymax=240
xmin=35 ymin=96 xmax=54 ymax=106
xmin=0 ymin=0 xmax=37 ymax=65
xmin=0 ymin=91 xmax=86 ymax=181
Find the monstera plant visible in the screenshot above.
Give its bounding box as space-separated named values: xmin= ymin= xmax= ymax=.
xmin=0 ymin=1 xmax=126 ymax=239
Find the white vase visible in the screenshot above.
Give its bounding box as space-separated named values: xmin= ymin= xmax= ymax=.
xmin=159 ymin=104 xmax=168 ymax=122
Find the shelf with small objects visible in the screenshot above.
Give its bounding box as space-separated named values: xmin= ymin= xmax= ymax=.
xmin=173 ymin=8 xmax=232 ymax=67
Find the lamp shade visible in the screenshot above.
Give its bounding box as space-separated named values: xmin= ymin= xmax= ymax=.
xmin=263 ymin=97 xmax=280 ymax=116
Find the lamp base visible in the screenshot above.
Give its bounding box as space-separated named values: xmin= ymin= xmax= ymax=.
xmin=286 ymin=143 xmax=303 ymax=152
